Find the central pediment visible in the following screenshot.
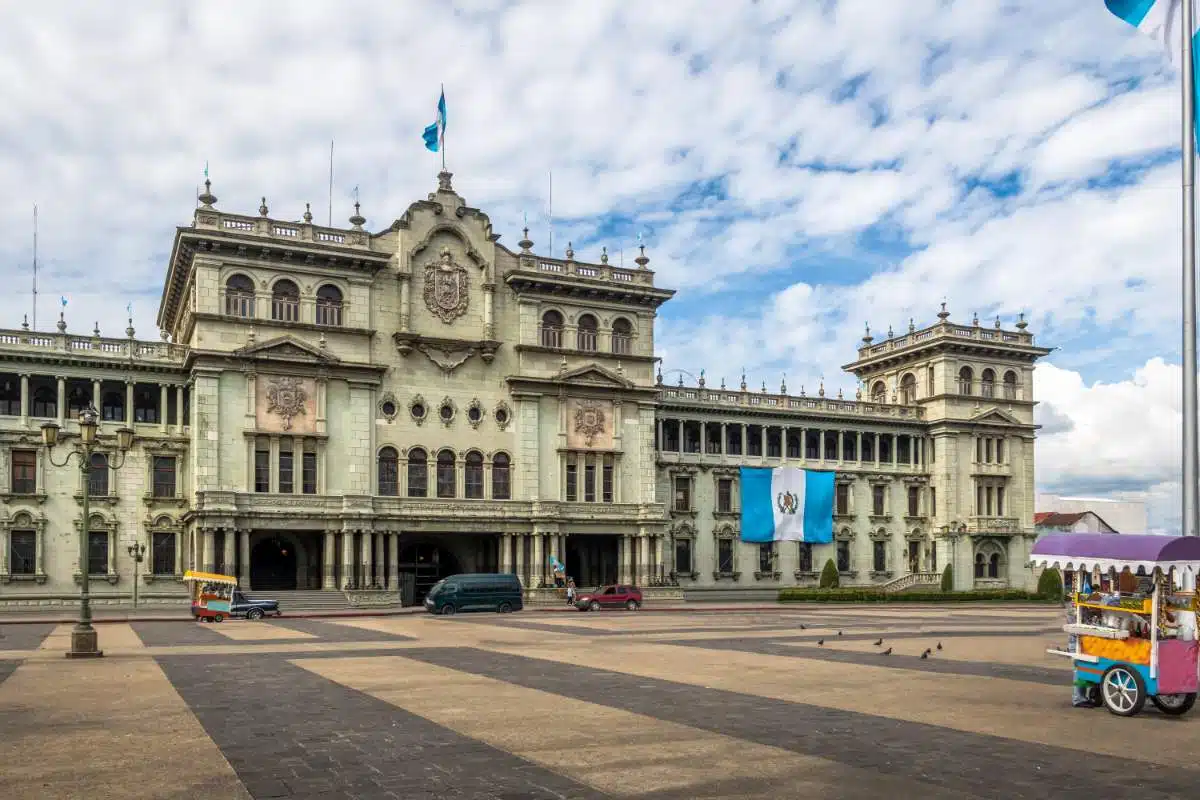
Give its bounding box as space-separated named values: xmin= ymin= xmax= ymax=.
xmin=232 ymin=335 xmax=340 ymax=364
xmin=557 ymin=363 xmax=635 ymax=389
xmin=969 ymin=407 xmax=1022 ymax=426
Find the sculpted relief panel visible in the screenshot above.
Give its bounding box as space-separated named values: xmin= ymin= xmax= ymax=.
xmin=566 ymin=399 xmax=614 ymax=450
xmin=256 ymin=375 xmax=316 ymax=433
xmin=422 ymin=247 xmax=470 ymax=325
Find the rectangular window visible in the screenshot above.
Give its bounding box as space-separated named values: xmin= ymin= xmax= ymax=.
xmin=8 ymin=530 xmax=35 ymax=575
xmin=985 ymin=439 xmax=993 ymax=463
xmin=837 ymin=540 xmax=850 ymax=572
xmin=977 ymin=485 xmax=985 ymax=515
xmin=278 ymin=445 xmax=294 ymax=494
xmin=254 ymin=447 xmax=270 ymax=493
xmin=151 ymin=532 xmax=176 ymax=575
xmin=465 ymin=461 xmax=484 ymax=500
xmin=88 ymin=453 xmax=109 ymax=497
xmin=726 ymin=428 xmax=742 ymax=455
xmin=835 ymin=483 xmax=849 ymax=515
xmin=717 ymin=539 xmax=734 ymax=573
xmin=152 ymin=456 xmax=176 ymax=498
xmin=602 ymin=460 xmax=613 ymax=503
xmin=804 ymin=432 xmax=819 ymax=460
xmin=930 ymin=487 xmax=937 ymax=517
xmin=565 ymin=462 xmax=578 ymax=502
xmin=584 ymin=461 xmax=596 ymax=502
xmin=408 ymin=459 xmax=427 ymax=498
xmin=302 ymin=451 xmax=317 ymax=494
xmin=873 ymin=541 xmax=886 ymax=572
xmin=675 ymin=539 xmax=692 ymax=574
xmin=758 ymin=542 xmax=774 ymax=573
xmin=798 ymin=542 xmax=813 ymax=573
xmin=976 ymin=438 xmax=984 ymax=463
xmin=872 ymin=485 xmax=886 ymax=516
xmin=997 ymin=486 xmax=1005 ymax=517
xmin=87 ymin=531 xmax=108 ymax=576
xmin=674 ymin=476 xmax=691 ymax=512
xmin=748 ymin=429 xmax=762 ymax=456
xmin=717 ymin=479 xmax=733 ymax=513
xmin=11 ymin=449 xmax=36 ymax=494
xmin=824 ymin=432 xmax=838 ymax=461
xmin=766 ymin=431 xmax=781 ymax=458
xmin=907 ymin=486 xmax=919 ymax=517
xmin=842 ymin=433 xmax=857 ymax=462
xmin=986 ymin=486 xmax=994 ymax=516
xmin=996 ymin=439 xmax=1004 ymax=463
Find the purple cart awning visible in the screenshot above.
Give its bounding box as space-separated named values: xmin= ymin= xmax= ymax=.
xmin=1030 ymin=533 xmax=1200 ymax=575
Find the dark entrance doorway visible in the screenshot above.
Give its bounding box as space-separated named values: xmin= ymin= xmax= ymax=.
xmin=399 ymin=542 xmax=461 ymax=604
xmin=565 ymin=535 xmax=619 ymax=588
xmin=251 ymin=536 xmax=298 ymax=590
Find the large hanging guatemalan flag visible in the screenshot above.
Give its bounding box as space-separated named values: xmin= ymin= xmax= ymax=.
xmin=1105 ymin=1 xmax=1200 ymax=134
xmin=739 ymin=467 xmax=835 ymax=544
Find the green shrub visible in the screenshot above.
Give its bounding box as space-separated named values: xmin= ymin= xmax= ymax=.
xmin=940 ymin=564 xmax=954 ymax=593
xmin=818 ymin=559 xmax=839 ymax=589
xmin=1036 ymin=567 xmax=1063 ymax=600
xmin=778 ymin=588 xmax=1054 ymax=603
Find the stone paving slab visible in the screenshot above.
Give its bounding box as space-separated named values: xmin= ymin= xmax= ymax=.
xmin=0 ymin=622 xmax=57 ymax=651
xmin=132 ymin=620 xmax=230 ymax=647
xmin=267 ymin=617 xmax=416 ymax=642
xmin=157 ymin=654 xmax=607 ymax=800
xmin=399 ymin=646 xmax=1196 ymax=799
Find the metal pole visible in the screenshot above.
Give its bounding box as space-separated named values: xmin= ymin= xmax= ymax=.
xmin=70 ymin=444 xmax=99 ymax=657
xmin=1183 ymin=0 xmax=1199 ymax=537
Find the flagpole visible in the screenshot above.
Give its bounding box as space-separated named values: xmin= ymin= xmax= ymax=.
xmin=1183 ymin=0 xmax=1199 ymax=537
xmin=440 ymin=83 xmax=446 ymax=171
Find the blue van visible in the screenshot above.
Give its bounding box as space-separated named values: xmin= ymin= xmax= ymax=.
xmin=424 ymin=573 xmax=524 ymax=615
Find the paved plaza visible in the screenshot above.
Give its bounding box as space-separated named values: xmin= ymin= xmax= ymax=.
xmin=0 ymin=605 xmax=1196 ymax=799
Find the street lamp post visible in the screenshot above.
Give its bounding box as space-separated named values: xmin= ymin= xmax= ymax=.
xmin=42 ymin=405 xmax=135 ymax=659
xmin=127 ymin=542 xmax=146 ymax=609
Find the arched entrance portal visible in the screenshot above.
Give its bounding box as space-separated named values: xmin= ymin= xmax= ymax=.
xmin=251 ymin=536 xmax=298 ymax=591
xmin=399 ymin=542 xmax=461 ymax=605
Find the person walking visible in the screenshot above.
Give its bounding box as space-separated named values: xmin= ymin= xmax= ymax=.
xmin=566 ymin=579 xmax=576 ymax=607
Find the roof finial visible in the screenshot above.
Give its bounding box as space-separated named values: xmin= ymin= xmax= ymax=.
xmin=303 ymin=203 xmax=313 ymax=224
xmin=994 ymin=314 xmax=1001 ymax=329
xmin=259 ymin=197 xmax=269 ymax=217
xmin=518 ymin=225 xmax=533 ymax=253
xmin=678 ymin=373 xmax=684 ymax=387
xmin=565 ymin=241 xmax=575 ymax=261
xmin=1016 ymin=312 xmax=1028 ymax=330
xmin=862 ymin=323 xmax=873 ymax=344
xmin=698 ymin=369 xmax=706 ymax=388
xmin=349 ymin=198 xmax=366 ymax=230
xmin=93 ymin=321 xmax=100 ymax=338
xmin=634 ymin=241 xmax=650 ymax=268
xmin=21 ymin=314 xmax=28 ymax=332
xmin=600 ymin=246 xmax=609 ymax=265
xmin=819 ymin=378 xmax=825 ymax=397
xmin=656 ymin=367 xmax=663 ymax=385
xmin=908 ymin=317 xmax=915 ymax=333
xmin=720 ymin=376 xmax=726 ymax=389
xmin=780 ymin=374 xmax=787 ymax=394
xmin=198 ymin=178 xmax=217 ymax=209
xmin=126 ymin=315 xmax=135 ymax=339
xmin=937 ymin=301 xmax=950 ymax=321
xmin=740 ymin=369 xmax=747 ymax=391
xmin=837 ymin=387 xmax=843 ymax=399
xmin=887 ymin=324 xmax=893 ymax=338
xmin=761 ymin=380 xmax=767 ymax=393
xmin=972 ymin=311 xmax=980 ymax=326
xmin=56 ymin=310 xmax=66 ymax=333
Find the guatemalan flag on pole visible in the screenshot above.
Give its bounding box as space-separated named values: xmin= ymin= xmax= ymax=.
xmin=1106 ymin=1 xmax=1200 ymax=126
xmin=422 ymin=87 xmax=447 ymax=153
xmin=739 ymin=467 xmax=835 ymax=544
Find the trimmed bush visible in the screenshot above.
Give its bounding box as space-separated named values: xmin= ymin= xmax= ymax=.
xmin=778 ymin=588 xmax=1054 ymax=603
xmin=940 ymin=564 xmax=954 ymax=593
xmin=1036 ymin=567 xmax=1063 ymax=600
xmin=819 ymin=558 xmax=839 ymax=589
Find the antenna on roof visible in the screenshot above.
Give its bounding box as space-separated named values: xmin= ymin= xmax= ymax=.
xmin=548 ymin=168 xmax=553 ymax=257
xmin=32 ymin=204 xmax=38 ymax=332
xmin=328 ymin=139 xmax=335 ymax=227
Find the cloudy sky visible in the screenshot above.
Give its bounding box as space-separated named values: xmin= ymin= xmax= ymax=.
xmin=0 ymin=1 xmax=1191 ymax=528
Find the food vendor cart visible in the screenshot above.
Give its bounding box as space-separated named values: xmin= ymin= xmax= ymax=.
xmin=183 ymin=570 xmax=237 ymax=622
xmin=1031 ymin=534 xmax=1199 ymax=717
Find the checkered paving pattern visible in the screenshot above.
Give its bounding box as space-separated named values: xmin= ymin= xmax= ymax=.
xmin=1 ymin=606 xmax=1196 ymax=799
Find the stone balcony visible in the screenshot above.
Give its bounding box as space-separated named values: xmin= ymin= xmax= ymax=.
xmin=0 ymin=325 xmax=187 ymax=364
xmin=512 ymin=254 xmax=656 ymax=287
xmin=658 ymin=385 xmax=926 ymax=421
xmin=655 ymin=449 xmax=928 ymax=475
xmin=192 ymin=208 xmax=377 ymax=252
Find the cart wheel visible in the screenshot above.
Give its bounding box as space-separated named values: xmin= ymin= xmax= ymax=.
xmin=213 ymin=614 xmax=224 ymax=623
xmin=1101 ymin=665 xmax=1147 ymax=717
xmin=1150 ymin=693 xmax=1197 ymax=716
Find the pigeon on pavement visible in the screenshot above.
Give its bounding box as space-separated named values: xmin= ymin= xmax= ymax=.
xmin=881 ymin=647 xmax=893 ymax=656
xmin=817 ymin=638 xmax=824 ymax=646
xmin=873 ymin=638 xmax=884 ymax=646
xmin=937 ymin=642 xmax=943 ymax=651
xmin=920 ymin=651 xmax=929 ymax=660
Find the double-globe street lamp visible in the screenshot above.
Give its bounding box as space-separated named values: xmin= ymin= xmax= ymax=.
xmin=41 ymin=405 xmax=135 ymax=659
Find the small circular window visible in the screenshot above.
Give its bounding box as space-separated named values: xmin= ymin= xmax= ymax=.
xmin=467 ymin=406 xmax=482 ymax=423
xmin=440 ymin=403 xmax=454 ymax=421
xmin=411 ymin=403 xmax=426 ymax=420
xmin=494 ymin=408 xmax=509 ymax=425
xmin=381 ymin=401 xmax=397 ymax=417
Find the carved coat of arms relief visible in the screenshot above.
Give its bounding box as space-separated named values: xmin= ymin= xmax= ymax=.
xmin=265 ymin=376 xmax=307 ymax=431
xmin=422 ymin=247 xmax=470 ymax=324
xmin=573 ymin=400 xmax=607 ymax=447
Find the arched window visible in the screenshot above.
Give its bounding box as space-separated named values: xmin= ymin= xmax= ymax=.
xmin=871 ymin=381 xmax=886 ymax=403
xmin=407 ymin=448 xmax=427 ymax=498
xmin=271 ymin=279 xmax=300 ymax=322
xmin=611 ymin=317 xmax=633 ymax=355
xmin=31 ymin=387 xmax=55 ymax=418
xmin=492 ymin=452 xmax=511 ymax=500
xmin=377 ymin=447 xmax=398 ymax=496
xmin=540 ymin=310 xmax=563 ymax=348
xmin=315 ymin=284 xmax=343 ymax=326
xmin=225 ymin=274 xmax=255 ymax=318
xmin=988 ymin=552 xmax=1001 ymax=579
xmin=436 ymin=449 xmax=456 ymax=498
xmin=101 ymin=391 xmax=124 ymax=422
xmin=899 ymin=373 xmax=917 ymax=405
xmin=576 ymin=314 xmax=598 ymax=351
xmin=464 ymin=451 xmax=484 ymax=499
xmin=974 ymin=552 xmax=985 ymax=579
xmin=957 ymin=366 xmax=973 ymax=395
xmin=88 ymin=452 xmax=109 ymax=497
xmin=66 ymin=385 xmax=90 ymax=415
xmin=980 ymin=368 xmax=995 ymax=399
xmin=1003 ymin=370 xmax=1018 ymax=400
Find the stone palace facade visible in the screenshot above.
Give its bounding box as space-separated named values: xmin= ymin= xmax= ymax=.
xmin=0 ymin=171 xmax=1051 ymax=608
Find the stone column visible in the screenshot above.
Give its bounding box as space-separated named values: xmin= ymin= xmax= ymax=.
xmin=293 ymin=435 xmax=304 ymax=494
xmin=856 ymin=432 xmax=863 ymax=463
xmin=699 ymin=421 xmax=707 ymax=455
xmin=125 ymin=381 xmax=134 ymax=425
xmin=388 ymin=533 xmax=400 ymax=590
xmin=223 ymin=530 xmax=235 ymax=579
xmin=892 ymin=434 xmax=898 ymax=465
xmin=621 ymin=535 xmax=633 ymax=584
xmin=636 ymin=535 xmax=648 ymax=584
xmin=176 ymin=385 xmax=185 ymax=427
xmin=720 ymin=422 xmax=727 ymax=455
xmin=656 ymin=419 xmax=663 ymax=451
xmin=56 ymin=376 xmax=65 ymax=424
xmin=202 ymin=529 xmax=215 ymax=574
xmin=740 ymin=424 xmax=747 ymax=456
xmin=159 ymin=384 xmax=169 ymax=432
xmin=19 ymin=374 xmax=29 ymax=422
xmin=92 ymin=379 xmax=101 ymax=411
xmin=515 ymin=534 xmax=526 ymax=585
xmin=499 ymin=533 xmax=512 ymax=573
xmin=35 ymin=526 xmax=45 ymax=576
xmin=362 ymin=531 xmax=374 ymax=588
xmin=322 ymin=531 xmax=336 ymax=589
xmin=676 ymin=420 xmax=683 ymax=452
xmin=760 ymin=426 xmax=767 ymax=457
xmin=238 ymin=530 xmax=251 ymax=587
xmin=654 ymin=535 xmax=664 ymax=585
xmin=341 ymin=531 xmax=356 ymax=588
xmin=374 ymin=532 xmax=384 ymax=587
xmin=531 ymin=533 xmax=544 ymax=588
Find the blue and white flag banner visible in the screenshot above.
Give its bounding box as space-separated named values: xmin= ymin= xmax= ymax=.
xmin=739 ymin=467 xmax=834 ymax=544
xmin=1105 ymin=0 xmax=1192 ymax=61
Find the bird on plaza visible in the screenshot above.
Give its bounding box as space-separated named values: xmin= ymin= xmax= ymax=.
xmin=816 ymin=638 xmax=825 ymax=646
xmin=799 ymin=624 xmax=807 ymax=630
xmin=920 ymin=651 xmax=929 ymax=660
xmin=873 ymin=638 xmax=884 ymax=646
xmin=837 ymin=630 xmax=843 ymax=636
xmin=881 ymin=647 xmax=893 ymax=656
xmin=937 ymin=642 xmax=943 ymax=651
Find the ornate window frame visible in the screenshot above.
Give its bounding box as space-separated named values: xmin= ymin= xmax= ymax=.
xmin=0 ymin=441 xmax=48 ymax=504
xmin=667 ymin=466 xmax=697 ymax=518
xmin=493 ymin=400 xmax=512 ymax=431
xmin=866 ymin=474 xmax=891 ymax=523
xmin=869 ymin=528 xmax=893 ymax=579
xmin=0 ymin=508 xmax=47 ymax=584
xmin=711 ymin=467 xmax=739 ymax=519
xmin=143 ymin=513 xmax=184 ymax=583
xmin=437 ymin=396 xmax=457 ymax=427
xmin=754 ymin=540 xmax=781 ymax=582
xmin=713 ymin=523 xmax=740 ymax=581
xmin=378 ymin=390 xmax=400 ymax=422
xmin=73 ymin=510 xmax=119 ymax=584
xmin=669 ymin=521 xmax=699 ymax=581
xmin=465 ymin=398 xmax=485 ymax=430
xmin=76 ymin=448 xmax=119 ymax=506
xmin=794 ymin=540 xmax=818 ymax=581
xmin=409 ymin=394 xmax=428 ymax=426
xmin=834 ymin=526 xmax=858 ymax=579
xmin=143 ymin=441 xmax=187 ymax=508
xmin=833 ymin=475 xmax=855 ymax=521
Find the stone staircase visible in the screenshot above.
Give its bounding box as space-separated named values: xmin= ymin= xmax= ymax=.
xmin=256 ymin=589 xmax=401 ymax=613
xmin=876 ymin=572 xmax=941 ymax=594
